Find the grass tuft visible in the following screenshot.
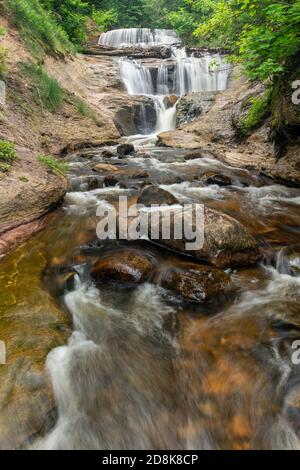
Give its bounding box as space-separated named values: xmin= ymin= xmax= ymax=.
xmin=37 ymin=154 xmax=69 ymax=176
xmin=20 ymin=63 xmax=65 ymax=113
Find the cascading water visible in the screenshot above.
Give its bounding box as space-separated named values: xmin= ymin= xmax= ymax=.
xmin=119 ymin=59 xmax=177 ymax=134
xmin=99 ymin=28 xmax=181 ymax=47
xmin=117 ymin=32 xmax=231 ymax=136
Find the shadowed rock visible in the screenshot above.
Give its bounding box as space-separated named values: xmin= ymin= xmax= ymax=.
xmin=147 ymin=205 xmax=261 ymax=268
xmin=160 ymin=263 xmax=231 ymax=303
xmin=137 ymin=186 xmax=179 ymax=207
xmin=91 ymin=249 xmax=155 ymax=285
xmin=117 ymin=143 xmax=135 ymax=156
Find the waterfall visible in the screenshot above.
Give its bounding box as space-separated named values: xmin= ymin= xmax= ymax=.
xmin=120 ymin=58 xmax=177 ymax=134
xmin=99 ymin=28 xmax=181 ymax=48
xmin=114 ymin=29 xmax=231 ymax=136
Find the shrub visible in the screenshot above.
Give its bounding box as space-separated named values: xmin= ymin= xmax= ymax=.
xmin=240 ymin=90 xmax=271 ymax=135
xmin=37 ymin=154 xmax=69 ymax=176
xmin=20 ymin=63 xmax=65 ymax=112
xmin=0 ymin=162 xmax=12 ymax=173
xmin=0 ymin=139 xmax=17 ymax=162
xmin=92 ymin=7 xmax=118 ymax=31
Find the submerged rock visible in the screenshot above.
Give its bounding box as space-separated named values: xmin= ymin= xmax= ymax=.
xmin=147 ymin=205 xmax=261 ymax=268
xmin=202 ymin=172 xmax=232 ymax=187
xmin=137 ymin=186 xmax=179 ymax=207
xmin=117 ymin=143 xmax=135 ymax=156
xmin=90 ymin=249 xmax=155 ymax=285
xmin=160 ymin=263 xmax=231 ymax=302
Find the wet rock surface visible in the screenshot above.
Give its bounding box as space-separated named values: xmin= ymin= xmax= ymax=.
xmin=91 ymin=249 xmax=155 ymax=285
xmin=117 ymin=143 xmax=135 ymax=156
xmin=147 ymin=205 xmax=261 ymax=268
xmin=137 ymin=186 xmax=179 ymax=207
xmin=160 ymin=262 xmax=231 ymax=303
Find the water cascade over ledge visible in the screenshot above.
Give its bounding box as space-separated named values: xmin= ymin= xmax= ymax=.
xmin=111 ymin=29 xmax=231 ymax=135
xmin=99 ymin=28 xmax=181 ymax=47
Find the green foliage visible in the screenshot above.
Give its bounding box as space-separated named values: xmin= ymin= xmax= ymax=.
xmin=194 ymin=0 xmax=300 ymax=81
xmin=20 ymin=63 xmax=65 ymax=112
xmin=73 ymin=96 xmax=98 ymax=122
xmin=92 ymin=7 xmax=118 ymax=31
xmin=5 ymin=0 xmax=73 ymax=56
xmin=40 ymin=0 xmax=90 ymax=45
xmin=239 ymin=90 xmax=271 ymax=135
xmin=37 ymin=154 xmax=69 ymax=175
xmin=0 ymin=162 xmax=12 ymax=173
xmin=0 ymin=139 xmax=17 ymax=162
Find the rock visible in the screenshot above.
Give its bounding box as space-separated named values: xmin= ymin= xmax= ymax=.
xmin=160 ymin=263 xmax=231 ymax=302
xmin=93 ymin=163 xmax=119 ymax=172
xmin=90 ymin=249 xmax=155 ymax=285
xmin=176 ymin=92 xmax=216 ymax=126
xmin=137 ymin=186 xmax=179 ymax=207
xmin=104 ymin=169 xmax=150 ymax=187
xmin=117 ymin=143 xmax=135 ymax=156
xmin=102 ymin=149 xmax=115 ymax=158
xmin=202 ymin=172 xmax=232 ymax=186
xmin=147 ymin=205 xmax=261 ymax=268
xmin=164 ymin=95 xmax=178 ymax=108
xmin=68 ymin=175 xmax=102 ymax=191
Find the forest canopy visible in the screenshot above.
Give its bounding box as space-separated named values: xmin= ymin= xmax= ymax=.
xmin=3 ymin=0 xmax=300 ymax=83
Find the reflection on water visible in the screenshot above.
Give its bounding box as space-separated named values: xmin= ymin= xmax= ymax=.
xmin=1 ymin=146 xmax=300 ymax=449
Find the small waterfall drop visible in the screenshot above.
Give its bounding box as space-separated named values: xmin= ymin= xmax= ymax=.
xmin=99 ymin=28 xmax=181 ymax=48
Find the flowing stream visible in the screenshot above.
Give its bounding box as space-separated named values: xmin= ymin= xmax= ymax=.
xmin=1 ymin=29 xmax=300 ymax=450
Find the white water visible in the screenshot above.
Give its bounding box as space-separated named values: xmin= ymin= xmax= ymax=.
xmin=99 ymin=28 xmax=181 ymax=48
xmin=120 ymin=59 xmax=177 ymax=133
xmin=118 ymin=36 xmax=230 ymax=134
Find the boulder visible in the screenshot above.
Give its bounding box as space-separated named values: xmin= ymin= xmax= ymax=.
xmin=90 ymin=249 xmax=155 ymax=285
xmin=160 ymin=263 xmax=231 ymax=302
xmin=93 ymin=163 xmax=119 ymax=172
xmin=147 ymin=205 xmax=261 ymax=268
xmin=202 ymin=172 xmax=232 ymax=187
xmin=137 ymin=186 xmax=179 ymax=207
xmin=102 ymin=149 xmax=115 ymax=158
xmin=117 ymin=143 xmax=135 ymax=156
xmin=176 ymin=92 xmax=216 ymax=126
xmin=104 ymin=169 xmax=150 ymax=187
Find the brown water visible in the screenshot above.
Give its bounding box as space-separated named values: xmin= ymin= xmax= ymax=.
xmin=1 ymin=145 xmax=300 ymax=449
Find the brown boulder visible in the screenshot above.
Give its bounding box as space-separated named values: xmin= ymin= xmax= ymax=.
xmin=90 ymin=249 xmax=155 ymax=285
xmin=93 ymin=163 xmax=119 ymax=172
xmin=147 ymin=205 xmax=261 ymax=268
xmin=160 ymin=263 xmax=231 ymax=302
xmin=137 ymin=186 xmax=179 ymax=207
xmin=202 ymin=172 xmax=232 ymax=186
